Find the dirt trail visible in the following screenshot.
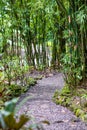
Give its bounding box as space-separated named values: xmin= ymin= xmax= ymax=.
xmin=17 ymin=73 xmax=87 ymax=130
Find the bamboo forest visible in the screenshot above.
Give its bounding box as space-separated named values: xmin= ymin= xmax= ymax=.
xmin=0 ymin=0 xmax=87 ymax=130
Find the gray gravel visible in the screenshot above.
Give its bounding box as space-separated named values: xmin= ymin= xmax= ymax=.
xmin=17 ymin=73 xmax=87 ymax=130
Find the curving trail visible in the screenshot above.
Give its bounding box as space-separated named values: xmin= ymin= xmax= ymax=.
xmin=17 ymin=73 xmax=87 ymax=130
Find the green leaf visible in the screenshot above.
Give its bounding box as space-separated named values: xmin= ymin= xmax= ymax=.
xmin=0 ymin=113 xmax=7 ymax=129
xmin=5 ymin=98 xmax=18 ymax=113
xmin=15 ymin=115 xmax=29 ymax=129
xmin=4 ymin=114 xmax=29 ymax=130
xmin=4 ymin=113 xmax=16 ymax=129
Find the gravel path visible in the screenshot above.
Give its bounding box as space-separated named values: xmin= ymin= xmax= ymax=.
xmin=17 ymin=73 xmax=87 ymax=130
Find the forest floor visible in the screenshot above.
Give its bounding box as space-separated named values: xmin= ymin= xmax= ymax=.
xmin=16 ymin=71 xmax=87 ymax=130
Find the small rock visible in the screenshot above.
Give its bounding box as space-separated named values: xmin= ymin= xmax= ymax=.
xmin=48 ymin=73 xmax=53 ymax=77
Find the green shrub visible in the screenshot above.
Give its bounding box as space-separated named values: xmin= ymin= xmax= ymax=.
xmin=0 ymin=98 xmax=29 ymax=130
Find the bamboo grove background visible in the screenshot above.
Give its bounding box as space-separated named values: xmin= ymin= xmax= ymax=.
xmin=0 ymin=0 xmax=87 ymax=88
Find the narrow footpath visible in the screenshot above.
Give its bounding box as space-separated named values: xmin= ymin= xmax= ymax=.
xmin=17 ymin=73 xmax=87 ymax=130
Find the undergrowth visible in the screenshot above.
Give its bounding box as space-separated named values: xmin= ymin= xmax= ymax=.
xmin=53 ymin=83 xmax=87 ymax=122
xmin=0 ymin=77 xmax=37 ymax=109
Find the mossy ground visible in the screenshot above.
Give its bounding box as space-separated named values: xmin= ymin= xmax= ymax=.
xmin=53 ymin=83 xmax=87 ymax=122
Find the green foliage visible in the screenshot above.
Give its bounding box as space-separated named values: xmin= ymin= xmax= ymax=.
xmin=9 ymin=84 xmax=22 ymax=97
xmin=60 ymin=84 xmax=71 ymax=96
xmin=0 ymin=77 xmax=36 ymax=103
xmin=4 ymin=114 xmax=29 ymax=130
xmin=4 ymin=98 xmax=17 ymax=113
xmin=53 ymin=87 xmax=87 ymax=122
xmin=62 ymin=53 xmax=82 ymax=88
xmin=81 ymin=94 xmax=87 ymax=99
xmin=0 ymin=98 xmax=29 ymax=130
xmin=0 ymin=55 xmax=37 ymax=102
xmin=0 ymin=0 xmax=87 ymax=120
xmin=53 ymin=89 xmax=59 ymax=99
xmin=37 ymin=65 xmax=46 ymax=71
xmin=0 ymin=84 xmax=11 ymax=102
xmin=53 ymin=85 xmax=72 ymax=107
xmin=80 ymin=94 xmax=87 ymax=108
xmin=1 ymin=56 xmax=29 ymax=85
xmin=27 ymin=77 xmax=37 ymax=86
xmin=0 ymin=58 xmax=37 ymax=103
xmin=75 ymin=109 xmax=84 ymax=117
